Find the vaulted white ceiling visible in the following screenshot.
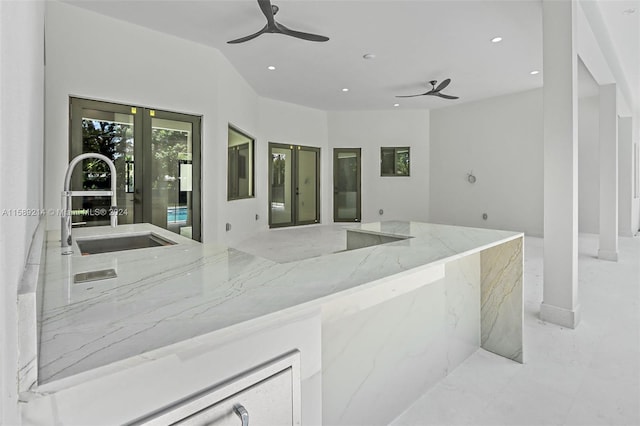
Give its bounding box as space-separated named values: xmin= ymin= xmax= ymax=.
xmin=63 ymin=0 xmax=638 ymax=112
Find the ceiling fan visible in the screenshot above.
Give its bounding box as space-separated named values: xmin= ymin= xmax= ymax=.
xmin=396 ymin=79 xmax=459 ymax=100
xmin=227 ymin=0 xmax=330 ymax=44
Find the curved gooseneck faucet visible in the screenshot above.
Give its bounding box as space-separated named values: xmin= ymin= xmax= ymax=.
xmin=61 ymin=153 xmax=118 ymax=254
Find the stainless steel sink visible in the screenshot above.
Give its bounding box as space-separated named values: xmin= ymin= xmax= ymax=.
xmin=346 ymin=229 xmax=411 ymax=251
xmin=76 ymin=233 xmax=176 ymax=255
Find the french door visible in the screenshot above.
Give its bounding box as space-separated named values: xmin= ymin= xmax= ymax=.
xmin=333 ymin=148 xmax=361 ymax=222
xmin=269 ymin=143 xmax=320 ymax=228
xmin=69 ymin=97 xmax=201 ymax=241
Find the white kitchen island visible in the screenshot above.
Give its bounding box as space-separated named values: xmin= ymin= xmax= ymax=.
xmin=19 ymin=221 xmax=523 ymax=425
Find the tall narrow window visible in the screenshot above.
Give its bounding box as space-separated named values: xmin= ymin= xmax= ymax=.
xmin=228 ymin=125 xmax=255 ymax=200
xmin=70 ymin=97 xmax=201 ymax=241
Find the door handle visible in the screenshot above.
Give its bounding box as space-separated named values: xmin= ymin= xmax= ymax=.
xmin=233 ymin=404 xmax=249 ymax=426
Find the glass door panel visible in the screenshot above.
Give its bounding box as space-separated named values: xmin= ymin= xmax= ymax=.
xmin=296 ymin=147 xmax=319 ymax=224
xmin=334 ymin=148 xmax=361 ymax=222
xmin=70 ymin=99 xmax=141 ymax=226
xmin=269 ymin=144 xmax=294 ymax=227
xmin=269 ymin=143 xmax=320 ymax=227
xmin=149 ymin=116 xmax=194 ymax=239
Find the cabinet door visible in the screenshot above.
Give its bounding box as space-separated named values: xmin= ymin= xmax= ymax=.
xmin=177 ymin=367 xmax=293 ymax=426
xmin=131 ymin=352 xmax=301 ymax=426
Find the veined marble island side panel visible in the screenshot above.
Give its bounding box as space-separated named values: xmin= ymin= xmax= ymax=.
xmin=321 ymin=234 xmax=524 ymax=426
xmin=322 ymin=255 xmax=480 ymax=426
xmin=480 ymin=237 xmax=524 ymax=363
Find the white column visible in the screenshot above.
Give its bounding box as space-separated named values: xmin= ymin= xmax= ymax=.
xmin=634 ymin=116 xmax=640 ymax=233
xmin=618 ymin=116 xmax=634 ymax=237
xmin=598 ymin=84 xmax=618 ymax=260
xmin=540 ymin=0 xmax=580 ymax=328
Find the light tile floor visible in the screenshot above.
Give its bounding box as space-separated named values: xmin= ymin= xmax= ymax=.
xmin=391 ymin=234 xmax=640 ymax=426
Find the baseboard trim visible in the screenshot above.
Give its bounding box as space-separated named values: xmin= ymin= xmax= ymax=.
xmin=598 ymin=249 xmax=618 ymax=262
xmin=540 ymin=302 xmax=581 ymax=329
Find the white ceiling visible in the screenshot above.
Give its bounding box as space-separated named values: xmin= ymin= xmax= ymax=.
xmin=63 ymin=0 xmax=638 ymax=112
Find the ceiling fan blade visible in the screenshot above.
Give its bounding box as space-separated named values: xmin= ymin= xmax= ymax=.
xmin=227 ymin=25 xmax=268 ymax=44
xmin=258 ymin=0 xmax=276 ymax=26
xmin=277 ymin=23 xmax=329 ymax=42
xmin=434 ymin=78 xmax=451 ymax=92
xmin=437 ymin=93 xmax=459 ymax=100
xmin=396 ymin=93 xmax=429 ymax=98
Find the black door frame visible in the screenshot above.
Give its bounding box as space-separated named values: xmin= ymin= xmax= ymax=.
xmin=69 ymin=97 xmax=202 ymax=241
xmin=268 ymin=142 xmax=320 ymax=228
xmin=333 ymin=147 xmax=361 ymax=222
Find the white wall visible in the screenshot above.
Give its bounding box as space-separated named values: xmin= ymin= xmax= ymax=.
xmin=429 ymin=89 xmax=543 ymax=236
xmin=633 ymin=121 xmax=640 ymax=234
xmin=578 ymin=95 xmax=600 ymax=234
xmin=618 ymin=117 xmax=633 ymax=236
xmin=0 ymin=1 xmax=45 ymax=423
xmin=327 ymin=110 xmax=430 ymax=223
xmin=45 ymin=1 xmax=220 ymax=240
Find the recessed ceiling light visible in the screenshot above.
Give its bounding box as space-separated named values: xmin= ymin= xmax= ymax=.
xmin=623 ymin=8 xmax=636 ymax=14
xmin=363 ymin=53 xmax=376 ymax=60
xmin=491 ymin=36 xmax=503 ymax=43
xmin=267 ymin=65 xmax=276 ymax=70
xmin=530 ymin=70 xmax=540 ymax=75
xmin=393 ymin=103 xmax=400 ymax=107
xmin=342 ymin=88 xmax=349 ymax=92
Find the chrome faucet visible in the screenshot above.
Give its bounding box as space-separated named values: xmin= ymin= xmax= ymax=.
xmin=61 ymin=153 xmax=118 ymax=254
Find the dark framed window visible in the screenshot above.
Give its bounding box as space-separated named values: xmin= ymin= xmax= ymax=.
xmin=381 ymin=147 xmax=410 ymax=176
xmin=228 ymin=125 xmax=255 ymax=200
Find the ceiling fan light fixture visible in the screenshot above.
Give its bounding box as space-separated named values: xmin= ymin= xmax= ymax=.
xmin=393 ymin=103 xmax=400 ymax=107
xmin=267 ymin=65 xmax=276 ymax=70
xmin=363 ymin=53 xmax=376 ymax=60
xmin=530 ymin=70 xmax=539 ymax=75
xmin=491 ymin=36 xmax=503 ymax=43
xmin=342 ymin=88 xmax=349 ymax=92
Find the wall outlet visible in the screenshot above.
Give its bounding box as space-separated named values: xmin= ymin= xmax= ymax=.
xmin=226 ymin=223 xmax=232 ymax=231
xmin=482 ymin=213 xmax=488 ymax=220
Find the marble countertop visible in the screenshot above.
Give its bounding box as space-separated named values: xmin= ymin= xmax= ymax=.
xmin=37 ymin=221 xmax=522 ymax=388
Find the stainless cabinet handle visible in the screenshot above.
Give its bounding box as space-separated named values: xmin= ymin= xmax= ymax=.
xmin=233 ymin=404 xmax=249 ymax=426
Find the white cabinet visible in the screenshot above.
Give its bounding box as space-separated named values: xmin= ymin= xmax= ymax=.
xmin=178 ymin=368 xmax=293 ymax=425
xmin=132 ymin=351 xmax=301 ymax=426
